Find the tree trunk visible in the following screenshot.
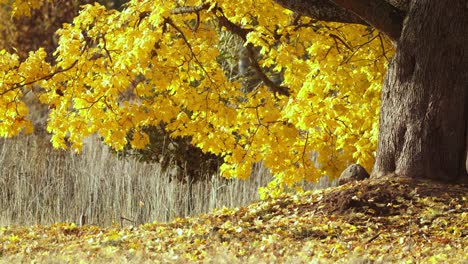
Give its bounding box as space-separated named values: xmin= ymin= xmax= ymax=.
xmin=372 ymin=0 xmax=468 ymax=181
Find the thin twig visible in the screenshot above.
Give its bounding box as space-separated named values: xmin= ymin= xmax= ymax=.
xmin=1 ymin=60 xmax=78 ymax=96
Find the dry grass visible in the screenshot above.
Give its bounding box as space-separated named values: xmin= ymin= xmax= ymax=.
xmin=0 ymin=133 xmax=334 ymax=227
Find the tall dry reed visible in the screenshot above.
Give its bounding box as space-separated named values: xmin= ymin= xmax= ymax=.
xmin=0 ymin=133 xmax=334 ymax=226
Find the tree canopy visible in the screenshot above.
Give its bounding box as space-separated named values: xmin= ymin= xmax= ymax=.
xmin=0 ymin=0 xmax=394 ymax=195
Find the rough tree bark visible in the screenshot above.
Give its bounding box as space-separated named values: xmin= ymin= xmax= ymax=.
xmin=275 ymin=0 xmax=468 ymax=182
xmin=373 ymin=0 xmax=468 ymax=181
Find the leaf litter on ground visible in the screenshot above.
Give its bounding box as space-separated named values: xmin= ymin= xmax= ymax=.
xmin=1 ymin=176 xmax=467 ymax=263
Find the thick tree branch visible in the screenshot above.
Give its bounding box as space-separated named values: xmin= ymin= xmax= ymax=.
xmin=385 ymin=0 xmax=410 ymax=12
xmin=274 ymin=0 xmax=366 ymax=25
xmin=329 ymin=0 xmax=405 ymax=41
xmin=274 ymin=0 xmax=406 ymax=42
xmin=170 ymin=3 xmax=210 ymax=15
xmin=216 ymin=9 xmax=290 ymax=97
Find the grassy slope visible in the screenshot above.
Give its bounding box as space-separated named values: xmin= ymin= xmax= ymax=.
xmin=1 ymin=176 xmax=467 ymax=263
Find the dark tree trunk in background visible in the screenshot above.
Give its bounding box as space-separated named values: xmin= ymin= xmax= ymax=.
xmin=372 ymin=0 xmax=468 ymax=181
xmin=187 ymin=173 xmax=194 ymax=215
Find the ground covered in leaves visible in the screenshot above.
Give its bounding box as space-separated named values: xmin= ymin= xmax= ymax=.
xmin=1 ymin=176 xmax=467 ymax=263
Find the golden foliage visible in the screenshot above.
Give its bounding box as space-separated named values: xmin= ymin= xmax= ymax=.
xmin=0 ymin=0 xmax=394 ymax=193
